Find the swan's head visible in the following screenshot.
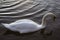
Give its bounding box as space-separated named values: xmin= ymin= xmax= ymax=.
xmin=41 ymin=12 xmax=56 ymax=28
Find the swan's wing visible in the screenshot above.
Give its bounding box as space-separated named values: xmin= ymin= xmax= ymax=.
xmin=14 ymin=23 xmax=39 ymax=33
xmin=10 ymin=23 xmax=38 ymax=33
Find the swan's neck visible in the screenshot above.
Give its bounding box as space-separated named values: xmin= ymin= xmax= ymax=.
xmin=41 ymin=15 xmax=46 ymax=26
xmin=41 ymin=12 xmax=56 ymax=26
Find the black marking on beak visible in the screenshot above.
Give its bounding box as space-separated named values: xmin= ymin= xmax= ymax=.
xmin=53 ymin=16 xmax=56 ymax=22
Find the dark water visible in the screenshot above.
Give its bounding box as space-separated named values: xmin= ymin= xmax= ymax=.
xmin=0 ymin=0 xmax=60 ymax=40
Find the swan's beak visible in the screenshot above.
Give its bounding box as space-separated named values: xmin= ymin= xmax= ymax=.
xmin=53 ymin=16 xmax=56 ymax=22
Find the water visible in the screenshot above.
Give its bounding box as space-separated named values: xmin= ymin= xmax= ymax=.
xmin=0 ymin=0 xmax=60 ymax=40
xmin=0 ymin=0 xmax=55 ymax=22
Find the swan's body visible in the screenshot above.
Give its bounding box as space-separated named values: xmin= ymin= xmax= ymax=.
xmin=2 ymin=19 xmax=43 ymax=33
xmin=1 ymin=12 xmax=56 ymax=33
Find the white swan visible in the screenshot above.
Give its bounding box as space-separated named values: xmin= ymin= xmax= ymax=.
xmin=1 ymin=12 xmax=56 ymax=33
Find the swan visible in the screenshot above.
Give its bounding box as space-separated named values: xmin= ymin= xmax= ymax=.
xmin=1 ymin=12 xmax=56 ymax=33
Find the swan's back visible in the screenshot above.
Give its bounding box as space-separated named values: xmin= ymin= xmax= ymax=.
xmin=10 ymin=19 xmax=35 ymax=24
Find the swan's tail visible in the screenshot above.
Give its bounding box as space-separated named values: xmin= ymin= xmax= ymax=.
xmin=1 ymin=23 xmax=10 ymax=29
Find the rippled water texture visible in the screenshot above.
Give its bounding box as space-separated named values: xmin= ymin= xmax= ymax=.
xmin=0 ymin=0 xmax=55 ymax=22
xmin=0 ymin=0 xmax=60 ymax=40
